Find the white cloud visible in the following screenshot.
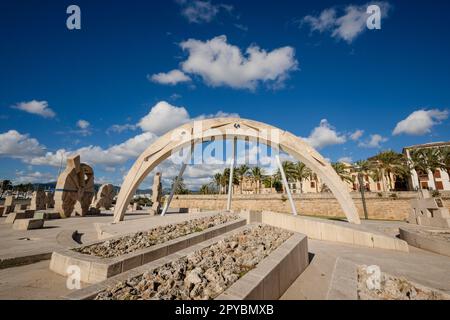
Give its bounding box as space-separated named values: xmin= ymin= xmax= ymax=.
xmin=138 ymin=100 xmax=239 ymax=136
xmin=177 ymin=0 xmax=233 ymax=24
xmin=138 ymin=101 xmax=190 ymax=135
xmin=150 ymin=69 xmax=191 ymax=85
xmin=302 ymin=2 xmax=391 ymax=43
xmin=338 ymin=156 xmax=353 ymax=163
xmin=14 ymin=170 xmax=55 ymax=184
xmin=302 ymin=119 xmax=346 ymax=149
xmin=29 ymin=132 xmax=157 ymax=167
xmin=350 ymin=129 xmax=364 ymax=141
xmin=11 ymin=100 xmax=56 ymax=118
xmin=358 ymin=134 xmax=387 ymax=148
xmin=106 ymin=123 xmax=137 ymax=134
xmin=178 ymin=35 xmax=298 ymax=90
xmin=76 ymin=120 xmax=90 ymax=129
xmin=393 ymin=109 xmax=449 ymax=136
xmin=0 ymin=130 xmax=46 ymax=159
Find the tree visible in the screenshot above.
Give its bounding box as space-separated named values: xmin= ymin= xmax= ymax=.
xmin=222 ymin=167 xmax=239 ymax=193
xmin=331 ymin=162 xmax=353 ymax=183
xmin=275 ymin=161 xmax=296 ymax=193
xmin=213 ymin=173 xmax=223 ymax=194
xmin=170 ymin=177 xmax=189 ymax=195
xmin=372 ymin=150 xmax=408 ymax=191
xmin=420 ymin=148 xmax=442 ymax=190
xmin=292 ymin=162 xmax=311 ymax=193
xmin=199 ymin=184 xmax=213 ymax=195
xmin=235 ymin=165 xmax=250 ymax=194
xmin=250 ymin=166 xmax=265 ymax=194
xmin=408 ymin=148 xmax=428 ymax=190
xmin=1 ymin=180 xmax=12 ymax=193
xmin=439 ymin=146 xmax=450 ymax=182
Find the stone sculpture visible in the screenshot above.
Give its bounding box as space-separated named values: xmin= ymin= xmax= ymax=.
xmin=91 ymin=184 xmax=115 ymax=211
xmin=149 ymin=172 xmax=162 ymax=216
xmin=29 ymin=190 xmax=46 ymax=211
xmin=54 ymin=155 xmax=95 ymax=218
xmin=45 ymin=191 xmax=55 ymax=209
xmin=408 ymin=190 xmax=450 ymax=228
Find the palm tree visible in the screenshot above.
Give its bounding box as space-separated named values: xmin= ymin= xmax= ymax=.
xmin=408 ymin=148 xmax=428 ymax=190
xmin=421 ymin=148 xmax=442 ymax=190
xmin=213 ymin=173 xmax=222 ymax=194
xmin=235 ymin=165 xmax=250 ymax=194
xmin=200 ymin=184 xmax=212 ymax=195
xmin=332 ymin=162 xmax=353 ymax=183
xmin=372 ymin=150 xmax=408 ymax=191
xmin=222 ymin=168 xmax=239 ymax=194
xmin=275 ymin=161 xmax=296 ymax=193
xmin=352 ymin=160 xmax=372 ymax=191
xmin=439 ymin=146 xmax=450 ymax=182
xmin=292 ymin=162 xmax=311 ymax=193
xmin=250 ymin=166 xmax=265 ymax=194
xmin=171 ymin=177 xmax=189 ymax=195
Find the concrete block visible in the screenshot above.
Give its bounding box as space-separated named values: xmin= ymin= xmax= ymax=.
xmin=4 ymin=211 xmax=35 ymax=224
xmin=353 ymin=231 xmax=375 ymax=248
xmin=13 ymin=218 xmax=44 ymax=230
xmin=122 ymin=254 xmax=143 ymax=273
xmin=34 ymin=211 xmax=60 ymax=220
xmin=335 ymin=226 xmax=355 ymax=245
xmin=372 ymin=234 xmax=397 ymax=251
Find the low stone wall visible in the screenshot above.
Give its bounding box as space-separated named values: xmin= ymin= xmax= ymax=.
xmin=170 ymin=192 xmax=450 ymax=221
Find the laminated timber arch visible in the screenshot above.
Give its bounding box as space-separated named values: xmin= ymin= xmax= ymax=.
xmin=113 ymin=118 xmax=361 ymax=224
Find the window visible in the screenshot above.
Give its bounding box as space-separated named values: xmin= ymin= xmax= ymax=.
xmin=377 ymin=183 xmax=381 ymax=191
xmin=434 ymin=170 xmax=441 ymax=178
xmin=310 ymin=182 xmax=315 ymax=188
xmin=435 ymin=181 xmax=444 ymax=190
xmin=421 ymin=181 xmax=428 ymax=189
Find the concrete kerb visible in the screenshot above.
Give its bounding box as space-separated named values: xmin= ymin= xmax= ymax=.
xmin=50 ymin=218 xmax=246 ymax=284
xmin=255 ymin=211 xmax=409 ymax=252
xmin=64 ymin=223 xmax=309 ymax=300
xmin=399 ymin=227 xmax=450 ymax=257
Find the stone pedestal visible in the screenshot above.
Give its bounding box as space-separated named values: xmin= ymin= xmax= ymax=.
xmin=4 ymin=210 xmax=35 ymax=224
xmin=13 ymin=218 xmax=44 ymax=230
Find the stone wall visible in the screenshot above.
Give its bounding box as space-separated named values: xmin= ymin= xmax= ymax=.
xmin=170 ymin=191 xmax=450 ymax=221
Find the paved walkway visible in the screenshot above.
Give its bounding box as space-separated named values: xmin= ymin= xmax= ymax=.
xmin=0 ymin=212 xmax=449 ymax=300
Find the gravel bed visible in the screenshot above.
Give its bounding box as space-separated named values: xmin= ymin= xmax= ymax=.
xmin=357 ymin=265 xmax=450 ymax=300
xmin=95 ymin=225 xmax=292 ymax=300
xmin=73 ymin=214 xmax=239 ymax=258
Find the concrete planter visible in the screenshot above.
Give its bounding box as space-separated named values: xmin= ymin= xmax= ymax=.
xmin=50 ymin=218 xmax=246 ymax=284
xmin=63 ymin=224 xmax=309 ymax=300
xmin=399 ymin=228 xmax=450 ymax=257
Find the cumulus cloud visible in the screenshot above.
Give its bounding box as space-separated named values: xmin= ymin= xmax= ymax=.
xmin=106 ymin=123 xmax=137 ymax=134
xmin=338 ymin=156 xmax=353 ymax=163
xmin=138 ymin=100 xmax=239 ymax=135
xmin=11 ymin=100 xmax=56 ymax=118
xmin=14 ymin=170 xmax=55 ymax=184
xmin=76 ymin=120 xmax=90 ymax=129
xmin=302 ymin=2 xmax=391 ymax=43
xmin=152 ymin=36 xmax=298 ymax=90
xmin=393 ymin=109 xmax=449 ymax=136
xmin=177 ymin=35 xmax=298 ymax=90
xmin=302 ymin=119 xmax=346 ymax=149
xmin=149 ymin=69 xmax=191 ymax=85
xmin=29 ymin=132 xmax=157 ymax=167
xmin=177 ymin=0 xmax=233 ymax=24
xmin=0 ymin=130 xmax=46 ymax=159
xmin=350 ymin=129 xmax=364 ymax=141
xmin=358 ymin=134 xmax=387 ymax=148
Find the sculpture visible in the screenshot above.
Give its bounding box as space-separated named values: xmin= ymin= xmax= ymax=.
xmin=91 ymin=184 xmax=115 ymax=210
xmin=149 ymin=172 xmax=162 ymax=216
xmin=45 ymin=191 xmax=55 ymax=209
xmin=29 ymin=190 xmax=46 ymax=211
xmin=54 ymin=155 xmax=95 ymax=218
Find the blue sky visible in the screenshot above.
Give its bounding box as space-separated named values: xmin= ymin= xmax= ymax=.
xmin=1 ymin=0 xmax=449 ymax=189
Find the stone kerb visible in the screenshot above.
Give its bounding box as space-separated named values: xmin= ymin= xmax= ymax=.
xmin=399 ymin=228 xmax=450 ymax=257
xmin=63 ymin=224 xmax=309 ymax=300
xmin=50 ymin=218 xmax=246 ymax=284
xmin=258 ymin=211 xmax=409 ymax=252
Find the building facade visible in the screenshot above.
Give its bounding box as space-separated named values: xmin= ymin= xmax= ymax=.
xmin=403 ymin=141 xmax=450 ymax=191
